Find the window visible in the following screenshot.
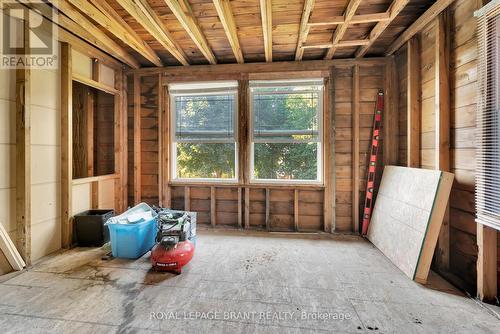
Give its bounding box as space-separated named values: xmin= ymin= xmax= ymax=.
xmin=169 ymin=81 xmax=238 ymax=181
xmin=249 ymin=79 xmax=323 ymax=183
xmin=72 ymin=81 xmax=115 ymax=179
xmin=476 ymin=3 xmax=500 ymax=230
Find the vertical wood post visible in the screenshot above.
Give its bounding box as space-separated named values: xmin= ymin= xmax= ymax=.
xmin=435 ymin=12 xmax=450 ymax=271
xmin=184 ymin=186 xmax=191 ymax=211
xmin=237 ymin=187 xmax=243 ymax=228
xmin=265 ymin=188 xmax=270 ymax=230
xmin=294 ymin=189 xmax=299 ymax=231
xmin=383 ymin=57 xmax=399 ymax=166
xmin=477 ymin=224 xmax=497 ymax=302
xmin=323 ymin=74 xmax=335 ymax=233
xmin=238 ymin=79 xmax=249 ymax=184
xmin=61 ymin=42 xmax=73 ymax=249
xmin=352 ymin=65 xmax=360 ymax=233
xmin=121 ymin=71 xmax=128 ymax=210
xmin=407 ymin=37 xmax=421 ymax=167
xmin=133 ymin=74 xmax=141 ymax=204
xmin=244 ymin=188 xmax=250 ymax=229
xmin=161 ymin=83 xmax=171 ymax=208
xmin=211 ymin=186 xmax=216 ymax=227
xmin=16 ymin=18 xmax=31 ymax=263
xmin=114 ymin=69 xmax=123 ymax=212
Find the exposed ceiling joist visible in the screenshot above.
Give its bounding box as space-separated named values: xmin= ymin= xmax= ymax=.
xmin=386 ymin=0 xmax=457 ymax=55
xmin=308 ymin=12 xmax=390 ymax=26
xmin=324 ymin=0 xmax=363 ymax=59
xmin=295 ymin=0 xmax=315 ymax=61
xmin=164 ymin=0 xmax=217 ymax=65
xmin=213 ymin=0 xmax=243 ymax=63
xmin=355 ymin=0 xmax=410 ymax=57
xmin=260 ymin=0 xmax=273 ymax=62
xmin=115 ymin=0 xmax=190 ymax=66
xmin=37 ymin=0 xmax=139 ymax=68
xmin=58 ymin=0 xmax=162 ymax=66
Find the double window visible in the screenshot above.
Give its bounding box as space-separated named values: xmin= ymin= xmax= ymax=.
xmin=169 ymin=79 xmax=324 ymax=184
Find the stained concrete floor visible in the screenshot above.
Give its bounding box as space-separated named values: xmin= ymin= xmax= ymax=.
xmin=0 ymin=230 xmax=499 ymax=334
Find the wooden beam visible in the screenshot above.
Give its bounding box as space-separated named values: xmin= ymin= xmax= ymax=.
xmin=213 ymin=0 xmax=244 ymax=63
xmin=89 ymin=0 xmax=161 ymax=65
xmin=383 ymin=57 xmax=399 ymax=166
xmin=324 ymin=0 xmax=363 ymax=59
xmin=133 ymin=75 xmax=142 ymax=204
xmin=114 ymin=69 xmax=124 ymax=212
xmin=60 ymin=0 xmax=162 ymax=66
xmin=160 ymin=82 xmax=170 ymax=208
xmin=352 ymin=65 xmax=360 ymax=233
xmin=164 ymin=0 xmax=217 ymax=64
xmin=61 ymin=43 xmax=73 ymax=249
xmin=294 ymin=189 xmax=299 ymax=231
xmin=15 ymin=18 xmax=31 ymax=264
xmin=238 ymin=80 xmax=249 ymax=183
xmin=157 ymin=74 xmax=163 ymax=207
xmin=120 ymin=72 xmax=128 ymax=211
xmin=477 ymin=224 xmax=497 ymax=302
xmin=407 ymin=38 xmax=420 ymax=167
xmin=308 ymin=12 xmax=390 ymax=26
xmin=295 ymin=0 xmax=315 ymax=61
xmin=260 ymin=0 xmax=273 ymax=62
xmin=44 ymin=0 xmax=139 ymax=68
xmin=435 ymin=12 xmax=450 ymax=271
xmin=17 ymin=0 xmax=139 ymax=68
xmin=355 ymin=0 xmax=410 ymax=57
xmin=72 ymin=73 xmax=118 ymax=95
xmin=211 ymin=187 xmax=216 ymax=227
xmin=323 ymin=74 xmax=335 ymax=232
xmin=265 ymin=189 xmax=270 ymax=230
xmin=115 ymin=0 xmax=189 ymax=65
xmin=302 ymin=39 xmax=370 ymax=49
xmin=386 ymin=0 xmax=456 ymax=55
xmin=128 ymin=58 xmax=389 ymax=76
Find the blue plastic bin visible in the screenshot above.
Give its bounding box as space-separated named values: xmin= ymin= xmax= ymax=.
xmin=107 ymin=217 xmax=157 ymax=259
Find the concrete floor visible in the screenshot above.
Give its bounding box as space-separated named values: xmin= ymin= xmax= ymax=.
xmin=0 ymin=230 xmax=499 ymax=334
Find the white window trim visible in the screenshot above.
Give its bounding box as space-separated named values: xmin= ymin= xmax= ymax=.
xmin=248 ymin=80 xmax=324 ymax=185
xmin=169 ymin=84 xmax=239 ymax=182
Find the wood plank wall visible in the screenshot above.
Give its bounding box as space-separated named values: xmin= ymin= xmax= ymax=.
xmin=140 ymin=76 xmax=160 ymax=206
xmin=395 ymin=0 xmax=500 ymax=293
xmin=129 ymin=60 xmax=389 ymax=232
xmin=420 ymin=21 xmax=437 ymax=170
xmin=395 ymin=46 xmax=408 ymax=165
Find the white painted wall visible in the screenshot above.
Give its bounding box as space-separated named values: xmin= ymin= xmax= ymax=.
xmin=0 ymin=67 xmax=16 ymax=274
xmin=30 ymin=43 xmax=62 ymax=262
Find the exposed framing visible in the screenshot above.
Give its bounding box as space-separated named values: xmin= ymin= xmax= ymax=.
xmin=15 ymin=17 xmax=31 ymax=264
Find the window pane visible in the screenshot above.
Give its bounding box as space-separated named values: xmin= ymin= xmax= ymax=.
xmin=253 ymin=143 xmax=318 ymax=180
xmin=253 ymin=89 xmax=320 ymax=141
xmin=176 ymin=143 xmax=235 ymax=179
xmin=174 ymin=95 xmax=235 ymax=141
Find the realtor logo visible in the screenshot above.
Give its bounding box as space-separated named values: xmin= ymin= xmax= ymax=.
xmin=0 ymin=0 xmax=58 ymax=69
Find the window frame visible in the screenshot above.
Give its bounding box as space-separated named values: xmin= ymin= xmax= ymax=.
xmin=169 ymin=84 xmax=239 ymax=183
xmin=248 ymin=79 xmax=324 ymax=185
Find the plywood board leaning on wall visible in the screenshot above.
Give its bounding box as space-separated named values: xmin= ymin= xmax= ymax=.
xmin=367 ymin=166 xmax=454 ymax=283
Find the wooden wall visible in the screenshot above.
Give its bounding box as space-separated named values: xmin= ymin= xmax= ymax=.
xmin=128 ymin=59 xmax=392 ymax=232
xmin=395 ymin=45 xmax=408 ymax=165
xmin=395 ymin=0 xmax=499 ymax=294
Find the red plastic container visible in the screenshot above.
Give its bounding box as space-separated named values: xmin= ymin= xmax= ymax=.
xmin=151 ymin=241 xmax=195 ymax=274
